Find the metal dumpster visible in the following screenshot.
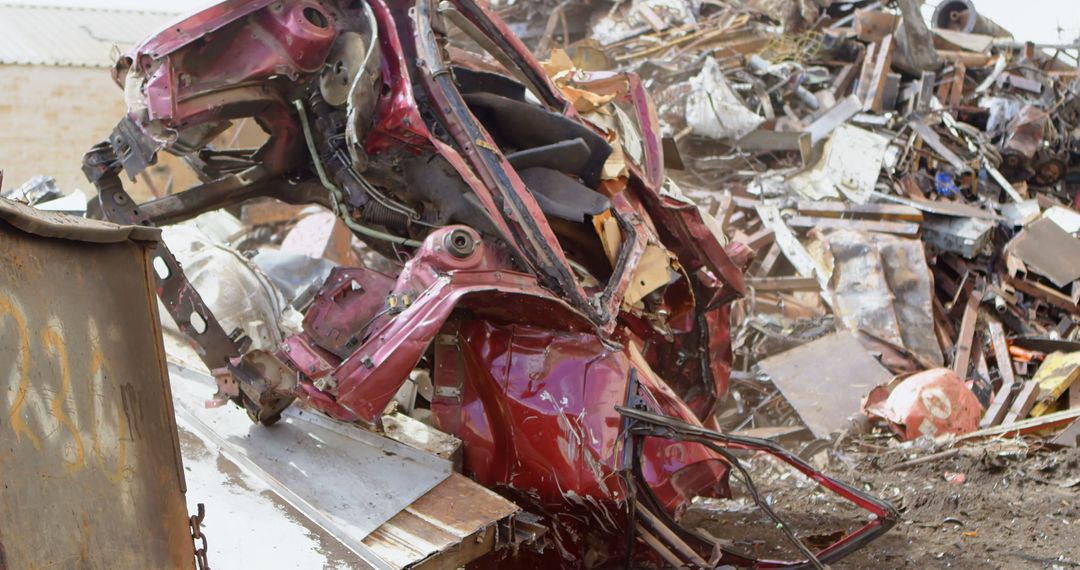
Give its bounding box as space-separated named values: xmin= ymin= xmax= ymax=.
xmin=0 ymin=198 xmax=194 ymax=569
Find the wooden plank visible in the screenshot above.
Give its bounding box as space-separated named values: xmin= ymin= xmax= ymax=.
xmin=745 ymin=276 xmax=819 ymax=292
xmin=854 ymin=41 xmax=878 ymax=104
xmin=933 ymin=296 xmax=956 ymax=355
xmin=980 ymin=383 xmax=1016 ymax=428
xmin=960 ymin=408 xmax=1080 ymax=441
xmin=937 ymin=65 xmax=954 ymax=104
xmin=362 ymin=473 xmax=520 ymax=569
xmin=830 ymin=62 xmax=858 ymax=99
xmin=937 ymin=50 xmax=993 ymax=67
xmin=948 ymin=62 xmax=966 ymax=108
xmin=1002 ymin=381 xmax=1040 ymax=425
xmin=979 ymin=316 xmax=1019 ymax=427
xmin=864 ymin=35 xmax=895 ymax=112
xmin=1007 ymin=276 xmax=1080 ymax=316
xmin=971 ymin=342 xmax=994 ymax=407
xmin=795 ymin=201 xmax=923 ymax=221
xmin=739 ymin=227 xmax=774 ymax=252
xmin=952 ymin=288 xmax=984 ymax=377
xmin=986 ymin=317 xmax=1016 ymax=388
xmin=731 ymin=195 xmax=762 ymax=210
xmin=785 ymin=216 xmax=919 ymax=236
xmin=750 ymin=241 xmax=781 ymax=277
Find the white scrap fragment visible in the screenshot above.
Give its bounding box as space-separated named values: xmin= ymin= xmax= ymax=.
xmin=684 ymin=57 xmax=764 ymax=141
xmin=787 ymin=124 xmax=889 ymax=204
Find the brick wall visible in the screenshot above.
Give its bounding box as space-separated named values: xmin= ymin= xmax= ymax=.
xmin=0 ymin=64 xmax=261 ymax=205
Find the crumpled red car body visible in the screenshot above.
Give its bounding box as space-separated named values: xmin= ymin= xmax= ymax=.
xmin=82 ymin=0 xmax=897 ymax=566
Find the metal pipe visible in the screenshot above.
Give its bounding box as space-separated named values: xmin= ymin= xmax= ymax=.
xmin=635 ymin=523 xmax=686 ymax=568
xmin=634 ymin=501 xmax=709 ymax=568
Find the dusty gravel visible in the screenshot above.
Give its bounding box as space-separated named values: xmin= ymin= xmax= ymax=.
xmin=683 ymin=439 xmax=1080 ymax=569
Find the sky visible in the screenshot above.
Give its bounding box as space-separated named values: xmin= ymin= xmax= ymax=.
xmin=9 ymin=0 xmax=1080 ymax=46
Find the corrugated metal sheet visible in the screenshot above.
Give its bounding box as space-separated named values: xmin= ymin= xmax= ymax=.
xmin=0 ymin=4 xmax=179 ymax=67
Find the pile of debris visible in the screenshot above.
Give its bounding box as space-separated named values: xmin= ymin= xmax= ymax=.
xmin=495 ymin=0 xmax=1080 ymax=448
xmin=3 ymin=0 xmax=1079 ymax=567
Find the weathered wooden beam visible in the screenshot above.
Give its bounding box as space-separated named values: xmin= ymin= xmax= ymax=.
xmin=986 ymin=317 xmax=1016 ymax=388
xmin=980 ymin=383 xmax=1016 ymax=428
xmin=785 ymin=216 xmax=920 ymax=237
xmin=1002 ymin=381 xmax=1040 ymax=425
xmin=864 ymin=35 xmax=896 ymax=112
xmin=948 ymin=62 xmax=966 ymax=108
xmin=795 ymin=201 xmax=924 ymax=221
xmin=745 ymin=276 xmax=820 ymax=292
xmin=1007 ymin=276 xmax=1080 ymax=316
xmin=952 ymin=288 xmax=984 ymax=377
xmin=961 ymin=408 xmax=1080 ymax=441
xmin=751 ymin=241 xmax=781 ymax=277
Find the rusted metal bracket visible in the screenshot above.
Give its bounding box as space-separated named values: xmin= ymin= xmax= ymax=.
xmin=83 ymin=140 xmax=243 ymax=372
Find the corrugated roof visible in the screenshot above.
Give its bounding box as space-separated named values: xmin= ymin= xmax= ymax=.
xmin=0 ymin=4 xmax=179 ymax=67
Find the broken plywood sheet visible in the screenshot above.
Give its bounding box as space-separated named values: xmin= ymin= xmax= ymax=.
xmin=363 ymin=474 xmax=520 ymax=568
xmin=758 ymin=331 xmax=893 ymax=438
xmin=1006 ymin=218 xmax=1080 ymax=288
xmin=1029 ymin=351 xmax=1080 ymax=417
xmin=788 ymin=124 xmax=889 ymax=203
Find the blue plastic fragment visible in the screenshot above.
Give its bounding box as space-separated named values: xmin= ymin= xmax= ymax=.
xmin=935 ymin=171 xmax=958 ymax=197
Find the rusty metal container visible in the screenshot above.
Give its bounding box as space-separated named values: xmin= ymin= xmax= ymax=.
xmin=0 ymin=198 xmax=194 ymax=569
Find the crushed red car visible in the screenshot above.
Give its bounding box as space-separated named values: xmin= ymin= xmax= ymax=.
xmin=82 ymin=0 xmax=897 ymax=566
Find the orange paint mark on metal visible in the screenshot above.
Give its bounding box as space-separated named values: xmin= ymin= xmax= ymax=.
xmin=89 ymin=347 xmax=128 ymax=485
xmin=0 ymin=293 xmax=41 ymax=450
xmin=42 ymin=325 xmax=86 ymax=472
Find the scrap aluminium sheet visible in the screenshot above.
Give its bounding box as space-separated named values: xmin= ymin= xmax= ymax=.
xmin=168 ymin=363 xmax=455 ymax=569
xmin=0 ymin=198 xmax=194 ymax=569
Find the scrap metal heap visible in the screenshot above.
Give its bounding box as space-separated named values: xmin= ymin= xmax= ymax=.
xmin=79 ymin=0 xmax=898 ymax=567
xmin=479 ymin=0 xmax=1080 ymax=452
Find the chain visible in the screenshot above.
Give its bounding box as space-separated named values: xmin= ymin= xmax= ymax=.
xmin=189 ymin=503 xmax=211 ymax=570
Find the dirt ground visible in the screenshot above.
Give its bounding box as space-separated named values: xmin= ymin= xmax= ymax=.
xmin=684 ymin=439 xmax=1080 ymax=569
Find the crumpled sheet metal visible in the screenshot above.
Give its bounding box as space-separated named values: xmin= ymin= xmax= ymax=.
xmin=758 ymin=331 xmax=893 ymax=439
xmin=163 ymin=215 xmax=303 ymax=353
xmin=814 ymin=229 xmax=944 ymax=368
xmin=1005 ymin=217 xmax=1080 ymax=289
xmin=864 ymin=368 xmax=983 ymax=441
xmin=788 ymin=124 xmax=889 ymax=204
xmin=685 ymin=56 xmax=764 ymax=141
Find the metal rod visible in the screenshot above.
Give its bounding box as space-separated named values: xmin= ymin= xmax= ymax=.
xmin=635 ymin=523 xmax=686 ymax=568
xmin=634 ymin=500 xmax=709 ymax=567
